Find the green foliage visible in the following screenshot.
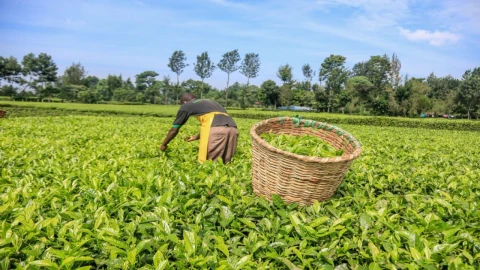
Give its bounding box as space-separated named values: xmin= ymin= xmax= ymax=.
xmin=62 ymin=63 xmax=86 ymax=86
xmin=426 ymin=73 xmax=460 ymax=100
xmin=319 ymin=54 xmax=349 ymax=94
xmin=1 ymin=113 xmax=479 ymax=269
xmin=0 ymin=86 xmax=16 ymax=97
xmin=458 ymin=67 xmax=480 ymax=119
xmin=260 ymin=132 xmax=344 ymax=157
xmin=20 ymin=53 xmax=58 ymax=96
xmin=0 ymin=56 xmax=22 ymax=84
xmin=135 ymin=71 xmax=159 ymax=93
xmin=277 ymin=64 xmax=294 ymax=84
xmin=347 ymin=76 xmax=374 ymax=102
xmin=240 ymin=53 xmax=261 ymax=85
xmin=193 ymin=52 xmax=216 ymax=99
xmin=0 ymin=96 xmax=12 ymax=101
xmin=218 ymin=49 xmax=241 ymax=78
xmin=82 ymin=75 xmax=100 ymax=89
xmin=3 ymin=102 xmax=480 ymax=131
xmin=167 ymin=50 xmax=188 ymax=84
xmin=259 ymin=80 xmax=279 ymax=108
xmin=352 ymin=54 xmax=391 ymax=97
xmin=302 ymin=64 xmax=315 ymax=90
xmin=218 ymin=49 xmax=241 ymax=105
xmin=182 ymin=79 xmax=212 ymax=98
xmin=319 ymin=55 xmax=350 ymax=113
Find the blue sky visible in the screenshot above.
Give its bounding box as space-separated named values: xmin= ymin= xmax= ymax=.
xmin=1 ymin=0 xmax=479 ymax=88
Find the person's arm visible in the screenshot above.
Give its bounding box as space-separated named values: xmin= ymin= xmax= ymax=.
xmin=161 ymin=127 xmax=180 ymax=151
xmin=161 ymin=108 xmax=189 ymax=151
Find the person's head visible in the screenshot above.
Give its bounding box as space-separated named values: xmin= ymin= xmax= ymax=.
xmin=180 ymin=93 xmax=197 ymax=104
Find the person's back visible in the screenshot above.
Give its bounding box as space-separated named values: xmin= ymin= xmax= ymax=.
xmin=161 ymin=94 xmax=238 ymax=163
xmin=174 ymin=99 xmax=237 ymax=129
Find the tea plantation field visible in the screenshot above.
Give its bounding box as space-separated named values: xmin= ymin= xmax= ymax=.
xmin=2 ymin=101 xmax=480 ymax=131
xmin=1 ymin=113 xmax=479 ymax=269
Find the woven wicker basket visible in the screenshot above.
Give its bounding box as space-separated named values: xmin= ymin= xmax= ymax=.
xmin=250 ymin=117 xmax=362 ymax=206
xmin=0 ymin=110 xmax=6 ymax=118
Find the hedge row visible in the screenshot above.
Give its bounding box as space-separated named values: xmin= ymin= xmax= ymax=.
xmin=1 ymin=104 xmax=479 ymax=131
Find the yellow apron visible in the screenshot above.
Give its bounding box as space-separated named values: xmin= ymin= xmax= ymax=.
xmin=194 ymin=112 xmax=229 ymax=162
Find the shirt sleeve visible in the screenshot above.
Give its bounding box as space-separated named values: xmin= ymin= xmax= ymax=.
xmin=172 ymin=109 xmax=190 ymax=128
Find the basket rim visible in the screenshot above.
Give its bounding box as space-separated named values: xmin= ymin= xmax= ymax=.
xmin=250 ymin=117 xmax=362 ymax=163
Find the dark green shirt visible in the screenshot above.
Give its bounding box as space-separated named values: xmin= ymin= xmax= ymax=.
xmin=172 ymin=99 xmax=237 ymax=128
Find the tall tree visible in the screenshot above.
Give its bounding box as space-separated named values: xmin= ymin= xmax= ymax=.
xmin=182 ymin=79 xmax=212 ymax=98
xmin=36 ymin=53 xmax=58 ymax=87
xmin=193 ymin=51 xmax=216 ymax=99
xmin=346 ymin=76 xmax=374 ymax=105
xmin=260 ymin=80 xmax=280 ymax=108
xmin=168 ymin=50 xmax=188 ymax=86
xmin=218 ymin=49 xmax=241 ymax=105
xmin=319 ymin=54 xmax=349 ymax=112
xmin=135 ymin=71 xmax=159 ymax=93
xmin=352 ymin=55 xmax=391 ymax=98
xmin=82 ymin=76 xmax=100 ymax=89
xmin=21 ymin=53 xmax=57 ymax=99
xmin=0 ymin=57 xmax=5 ymax=85
xmin=458 ymin=67 xmax=480 ymax=119
xmin=302 ymin=64 xmax=315 ymax=91
xmin=0 ymin=56 xmax=22 ymax=86
xmin=20 ymin=53 xmax=39 ymax=91
xmin=389 ymin=53 xmax=402 ymax=89
xmin=62 ymin=63 xmax=86 ymax=85
xmin=426 ymin=73 xmax=460 ymax=100
xmin=240 ymin=53 xmax=260 ymax=86
xmin=277 ymin=64 xmax=294 ymax=85
xmin=103 ymin=75 xmax=123 ymax=101
xmin=279 ymin=85 xmax=293 ymax=107
xmin=240 ymin=53 xmax=260 ymax=108
xmin=124 ymin=78 xmax=135 ymax=91
xmin=161 ymin=76 xmax=172 ymax=105
xmin=395 ymin=78 xmax=432 ymax=116
xmin=95 ymin=79 xmax=109 ymax=101
xmin=168 ymin=50 xmax=188 ymax=101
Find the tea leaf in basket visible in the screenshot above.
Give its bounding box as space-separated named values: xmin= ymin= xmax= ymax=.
xmin=260 ymin=132 xmax=343 ymax=157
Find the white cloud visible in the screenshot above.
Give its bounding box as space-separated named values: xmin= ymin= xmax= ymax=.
xmin=399 ymin=27 xmax=461 ymax=46
xmin=433 ymin=0 xmax=480 ymax=33
xmin=316 ymin=0 xmax=409 ymax=29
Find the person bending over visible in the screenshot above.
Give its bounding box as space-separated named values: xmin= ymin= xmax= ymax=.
xmin=160 ymin=93 xmax=238 ymax=163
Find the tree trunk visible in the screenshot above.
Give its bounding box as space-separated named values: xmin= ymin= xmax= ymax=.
xmin=176 ymin=73 xmax=180 ymax=103
xmin=225 ymin=73 xmax=230 ymax=107
xmin=201 ymin=79 xmax=204 ymax=99
xmin=244 ymin=78 xmax=250 ymax=109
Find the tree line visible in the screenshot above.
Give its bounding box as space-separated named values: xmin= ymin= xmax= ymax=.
xmin=0 ymin=51 xmax=479 ymax=119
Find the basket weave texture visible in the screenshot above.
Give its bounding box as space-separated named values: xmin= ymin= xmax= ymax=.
xmin=0 ymin=110 xmax=6 ymax=118
xmin=250 ymin=117 xmax=362 ymax=206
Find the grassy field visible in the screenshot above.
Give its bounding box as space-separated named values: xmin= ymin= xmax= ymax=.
xmin=1 ymin=108 xmax=479 ymax=268
xmin=1 ymin=101 xmax=479 ymax=131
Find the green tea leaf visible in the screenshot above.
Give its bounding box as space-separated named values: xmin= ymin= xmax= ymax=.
xmin=183 ymin=230 xmax=196 ymax=255
xmin=276 ymin=257 xmax=301 ymax=270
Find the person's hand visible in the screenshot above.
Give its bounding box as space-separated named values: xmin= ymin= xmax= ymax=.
xmin=160 ymin=144 xmax=167 ymax=151
xmin=184 ymin=135 xmax=198 ymax=142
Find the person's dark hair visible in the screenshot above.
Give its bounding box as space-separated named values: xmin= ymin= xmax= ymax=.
xmin=180 ymin=93 xmax=197 ymax=104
